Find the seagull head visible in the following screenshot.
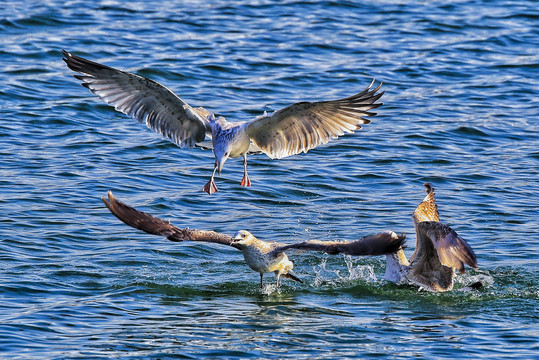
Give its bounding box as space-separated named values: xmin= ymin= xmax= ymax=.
xmin=231 ymin=230 xmax=256 ymax=247
xmin=213 ymin=140 xmax=232 ymax=176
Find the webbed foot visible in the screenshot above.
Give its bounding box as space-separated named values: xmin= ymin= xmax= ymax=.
xmin=202 ymin=179 xmax=218 ymax=194
xmin=240 ymin=172 xmax=251 ymax=187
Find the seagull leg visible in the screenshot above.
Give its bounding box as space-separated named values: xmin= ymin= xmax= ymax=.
xmin=275 ymin=273 xmax=281 ymax=288
xmin=259 ymin=273 xmax=264 ymax=288
xmin=240 ymin=154 xmax=251 ymax=187
xmin=202 ymin=162 xmax=218 ymax=195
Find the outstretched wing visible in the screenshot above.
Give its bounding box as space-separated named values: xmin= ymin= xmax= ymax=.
xmin=63 ymin=50 xmax=211 ymax=148
xmin=271 ymin=231 xmax=405 ymax=257
xmin=102 ymin=191 xmax=236 ymax=247
xmin=416 ymin=221 xmax=478 ymax=274
xmin=245 ymin=80 xmax=384 ymax=159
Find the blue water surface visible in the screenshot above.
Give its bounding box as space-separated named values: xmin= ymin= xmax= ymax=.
xmin=0 ymin=0 xmax=537 ymax=358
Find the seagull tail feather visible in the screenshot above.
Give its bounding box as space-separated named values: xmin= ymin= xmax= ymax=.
xmin=282 ymin=270 xmax=303 ymax=283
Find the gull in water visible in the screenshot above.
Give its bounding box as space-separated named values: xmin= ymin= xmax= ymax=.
xmin=279 ymin=184 xmax=479 ymax=292
xmin=63 ymin=50 xmax=383 ymax=194
xmin=383 ymin=183 xmax=479 ymax=292
xmin=102 ymin=191 xmax=405 ymax=287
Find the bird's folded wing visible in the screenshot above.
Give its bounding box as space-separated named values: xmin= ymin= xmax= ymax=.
xmin=412 ymin=183 xmax=440 ymax=224
xmin=102 ymin=191 xmax=235 ymax=246
xmin=245 ymin=80 xmax=383 ymax=159
xmin=417 ymin=221 xmax=478 ymax=273
xmin=271 ymin=231 xmax=405 ymax=257
xmin=62 ymin=50 xmax=210 ymax=148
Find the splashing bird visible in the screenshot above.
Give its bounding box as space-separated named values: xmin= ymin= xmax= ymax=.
xmin=383 ymin=183 xmax=479 ymax=292
xmin=102 ymin=191 xmax=301 ymax=287
xmin=102 ymin=192 xmax=404 ymax=287
xmin=63 ymin=50 xmax=384 ymax=194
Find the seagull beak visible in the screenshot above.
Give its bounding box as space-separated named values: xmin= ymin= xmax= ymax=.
xmin=216 ymin=155 xmax=228 ymax=175
xmin=231 ymin=231 xmax=245 ymax=245
xmin=231 ymin=233 xmax=241 ymax=243
xmin=230 ymin=235 xmax=243 ymax=248
xmin=217 ymin=162 xmax=224 ymax=176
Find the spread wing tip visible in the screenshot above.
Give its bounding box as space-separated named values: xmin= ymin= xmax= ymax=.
xmin=102 ymin=192 xmax=236 ymax=246
xmin=366 ymin=231 xmax=406 ymax=255
xmin=61 ymin=49 xmax=70 ymax=60
xmin=420 ymin=221 xmax=478 ymax=273
xmin=101 ymin=190 xmax=115 ymax=210
xmin=456 ymin=235 xmax=478 ymax=271
xmin=101 ymin=190 xmax=181 ymax=241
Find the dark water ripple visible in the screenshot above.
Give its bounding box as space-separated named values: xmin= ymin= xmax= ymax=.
xmin=1 ymin=0 xmax=538 ymax=358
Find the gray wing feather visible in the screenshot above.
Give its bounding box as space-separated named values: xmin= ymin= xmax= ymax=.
xmin=416 ymin=221 xmax=478 ymax=273
xmin=102 ymin=191 xmax=235 ymax=247
xmin=245 ymin=80 xmax=383 ymax=159
xmin=62 ymin=50 xmax=210 ymax=148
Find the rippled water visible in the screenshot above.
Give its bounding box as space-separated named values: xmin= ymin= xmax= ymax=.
xmin=1 ymin=0 xmax=538 ymax=358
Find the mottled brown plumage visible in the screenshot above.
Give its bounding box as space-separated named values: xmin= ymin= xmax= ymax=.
xmin=384 ymin=183 xmax=478 ymax=292
xmin=102 ymin=191 xmax=235 ymax=246
xmin=102 ymin=191 xmax=301 ymax=287
xmin=102 ymin=192 xmax=405 ymax=287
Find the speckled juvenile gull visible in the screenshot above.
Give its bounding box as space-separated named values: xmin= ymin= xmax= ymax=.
xmin=278 ymin=183 xmax=479 ymax=292
xmin=383 ymin=183 xmax=479 ymax=292
xmin=102 ymin=191 xmax=301 ymax=287
xmin=102 ymin=192 xmax=404 ymax=287
xmin=63 ymin=50 xmax=383 ymax=194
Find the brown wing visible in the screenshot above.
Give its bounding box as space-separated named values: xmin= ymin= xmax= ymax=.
xmin=63 ymin=50 xmax=211 ymax=148
xmin=272 ymin=231 xmax=405 ymax=257
xmin=245 ymin=80 xmax=383 ymax=159
xmin=102 ymin=191 xmax=236 ymax=247
xmin=416 ymin=221 xmax=478 ymax=274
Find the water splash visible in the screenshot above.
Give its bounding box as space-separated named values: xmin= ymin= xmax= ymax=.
xmin=312 ymin=256 xmax=377 ymax=288
xmin=455 ymin=271 xmax=495 ymax=292
xmin=260 ymin=283 xmax=280 ymax=296
xmin=343 ymin=255 xmax=377 ymax=283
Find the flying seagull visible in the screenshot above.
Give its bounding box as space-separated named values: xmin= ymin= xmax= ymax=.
xmin=63 ymin=50 xmax=384 ymax=194
xmin=383 ymin=183 xmax=479 ymax=292
xmin=102 ymin=191 xmax=405 ymax=287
